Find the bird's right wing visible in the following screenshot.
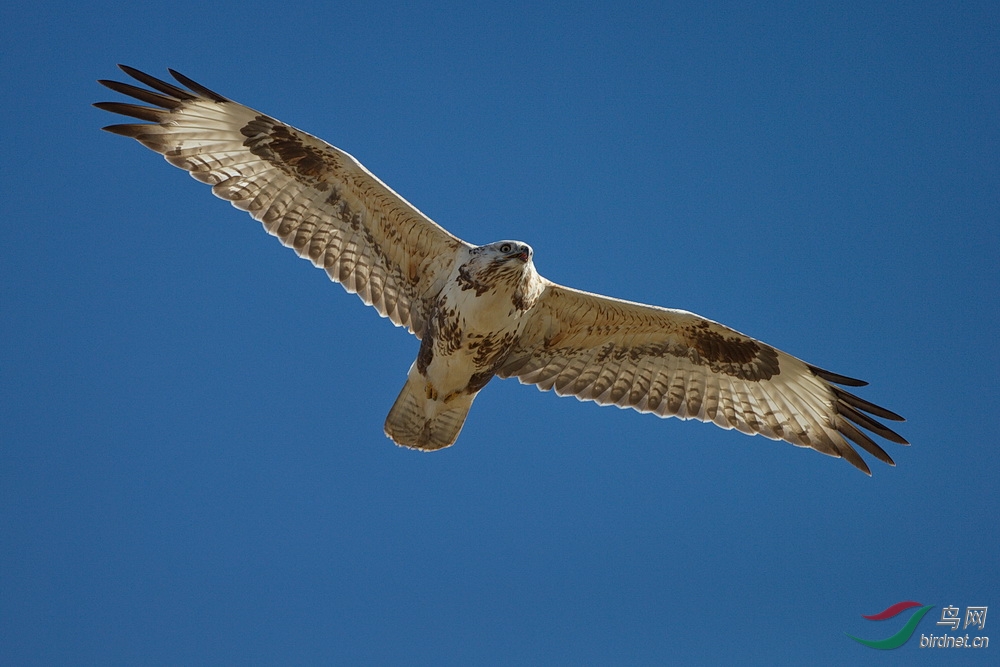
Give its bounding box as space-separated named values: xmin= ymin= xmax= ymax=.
xmin=96 ymin=65 xmax=471 ymax=337
xmin=499 ymin=281 xmax=907 ymax=474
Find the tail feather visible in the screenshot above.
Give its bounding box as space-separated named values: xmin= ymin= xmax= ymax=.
xmin=384 ymin=374 xmax=475 ymax=450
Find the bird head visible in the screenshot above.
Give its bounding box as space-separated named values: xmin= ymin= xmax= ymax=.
xmin=478 ymin=240 xmax=533 ymax=264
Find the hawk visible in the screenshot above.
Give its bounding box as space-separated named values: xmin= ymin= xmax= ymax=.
xmin=96 ymin=66 xmax=908 ymax=474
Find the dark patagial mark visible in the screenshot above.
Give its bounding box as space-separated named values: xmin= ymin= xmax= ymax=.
xmin=241 ymin=116 xmax=334 ymax=186
xmin=691 ymin=339 xmax=779 ymax=381
xmin=688 ymin=324 xmax=760 ymax=366
xmin=680 ymin=323 xmax=781 ymax=381
xmin=588 ymin=333 xmax=779 ymax=382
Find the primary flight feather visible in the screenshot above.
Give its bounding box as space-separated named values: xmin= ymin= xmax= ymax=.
xmin=96 ymin=65 xmax=908 ymax=474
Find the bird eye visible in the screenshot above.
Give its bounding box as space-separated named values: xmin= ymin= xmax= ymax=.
xmin=500 ymin=243 xmax=512 ymax=253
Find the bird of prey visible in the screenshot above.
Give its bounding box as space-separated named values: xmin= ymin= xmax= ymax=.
xmin=96 ymin=65 xmax=907 ymax=474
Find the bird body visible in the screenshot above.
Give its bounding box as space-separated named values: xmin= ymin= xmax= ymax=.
xmin=387 ymin=241 xmax=543 ymax=449
xmin=96 ymin=66 xmax=908 ymax=473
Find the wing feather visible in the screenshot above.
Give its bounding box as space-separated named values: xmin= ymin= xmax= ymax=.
xmin=96 ymin=65 xmax=471 ymax=337
xmin=499 ymin=281 xmax=907 ymax=474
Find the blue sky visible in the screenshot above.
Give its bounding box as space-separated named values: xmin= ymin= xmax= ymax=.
xmin=2 ymin=1 xmax=998 ymax=664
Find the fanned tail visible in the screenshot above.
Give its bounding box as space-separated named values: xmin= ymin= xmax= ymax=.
xmin=384 ymin=372 xmax=474 ymax=450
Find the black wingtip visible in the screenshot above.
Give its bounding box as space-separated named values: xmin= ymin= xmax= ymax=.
xmin=93 ymin=101 xmax=170 ymax=123
xmin=807 ymin=363 xmax=869 ymax=387
xmin=832 ymin=386 xmax=906 ymax=422
xmin=100 ymin=123 xmax=142 ymax=137
xmin=113 ymin=65 xmax=199 ymax=101
xmin=167 ymin=68 xmax=229 ymax=103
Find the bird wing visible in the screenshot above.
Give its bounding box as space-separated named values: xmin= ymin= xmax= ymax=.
xmin=96 ymin=65 xmax=470 ymax=337
xmin=498 ymin=281 xmax=907 ymax=474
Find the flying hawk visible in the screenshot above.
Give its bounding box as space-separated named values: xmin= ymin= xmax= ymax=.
xmin=96 ymin=66 xmax=908 ymax=474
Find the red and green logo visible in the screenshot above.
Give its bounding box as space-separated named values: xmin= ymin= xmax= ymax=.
xmin=846 ymin=601 xmax=935 ymax=650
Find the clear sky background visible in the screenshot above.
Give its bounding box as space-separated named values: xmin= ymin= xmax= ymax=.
xmin=2 ymin=1 xmax=998 ymax=664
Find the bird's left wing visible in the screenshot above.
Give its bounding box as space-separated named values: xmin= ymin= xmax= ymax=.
xmin=96 ymin=65 xmax=471 ymax=337
xmin=498 ymin=281 xmax=907 ymax=474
